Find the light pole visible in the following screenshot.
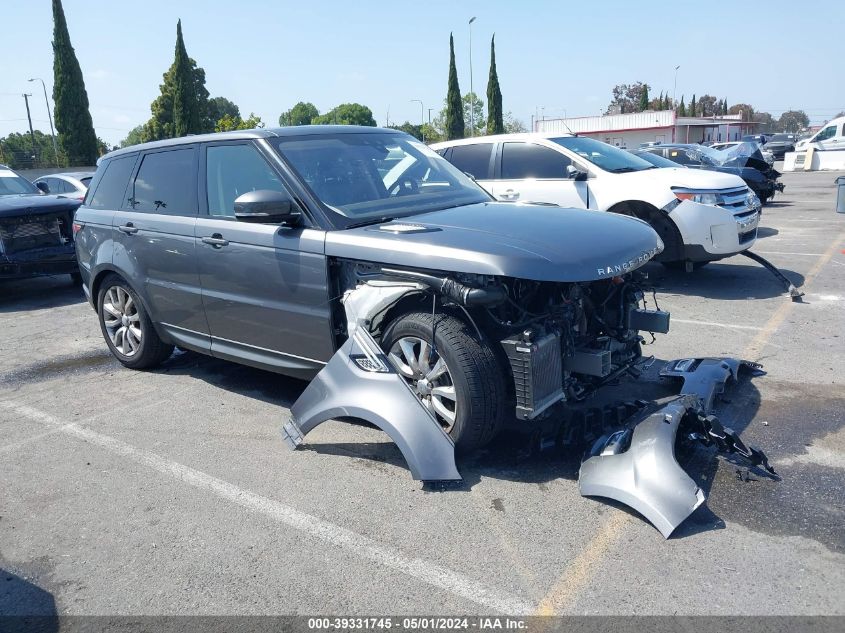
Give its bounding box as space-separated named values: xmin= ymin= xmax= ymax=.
xmin=468 ymin=16 xmax=476 ymax=136
xmin=411 ymin=99 xmax=424 ymax=141
xmin=672 ymin=65 xmax=680 ymax=110
xmin=28 ymin=78 xmax=59 ymax=165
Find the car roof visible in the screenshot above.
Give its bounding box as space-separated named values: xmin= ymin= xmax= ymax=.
xmin=100 ymin=125 xmax=402 ymax=162
xmin=431 ymin=132 xmax=574 ymax=148
xmin=36 ymin=171 xmax=94 ymax=180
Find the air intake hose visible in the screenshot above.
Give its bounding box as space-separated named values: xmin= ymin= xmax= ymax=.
xmin=376 ymin=268 xmax=506 ymax=307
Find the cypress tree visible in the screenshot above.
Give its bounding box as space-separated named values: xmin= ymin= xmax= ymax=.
xmin=445 ymin=33 xmax=464 ymax=140
xmin=723 ymin=98 xmax=728 ymax=115
xmin=51 ymin=0 xmax=99 ymax=166
xmin=690 ymin=94 xmax=697 ymax=116
xmin=678 ymin=95 xmax=686 ymax=116
xmin=486 ymin=35 xmax=503 ymax=135
xmin=638 ymin=85 xmax=649 ymax=112
xmin=172 ymin=20 xmax=199 ymax=137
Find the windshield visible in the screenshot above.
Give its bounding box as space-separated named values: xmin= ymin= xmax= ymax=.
xmin=550 ymin=137 xmax=654 ymax=173
xmin=0 ymin=168 xmax=40 ymax=196
xmin=272 ymin=132 xmax=490 ymax=227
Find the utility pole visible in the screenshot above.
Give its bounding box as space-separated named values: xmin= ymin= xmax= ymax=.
xmin=29 ymin=78 xmax=58 ymax=165
xmin=468 ymin=16 xmax=476 ymax=136
xmin=673 ymin=65 xmax=680 ymax=109
xmin=22 ymin=93 xmax=38 ymax=167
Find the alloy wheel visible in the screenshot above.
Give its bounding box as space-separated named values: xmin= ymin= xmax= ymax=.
xmin=102 ymin=286 xmax=142 ymax=357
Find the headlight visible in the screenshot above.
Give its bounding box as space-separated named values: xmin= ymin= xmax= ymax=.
xmin=747 ymin=191 xmax=761 ymax=209
xmin=671 ymin=188 xmax=724 ymax=206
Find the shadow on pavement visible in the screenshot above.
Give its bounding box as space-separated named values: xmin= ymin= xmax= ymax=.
xmin=0 ymin=567 xmax=58 ymax=632
xmin=0 ymin=276 xmax=85 ymax=313
xmin=645 ymin=261 xmax=805 ymax=300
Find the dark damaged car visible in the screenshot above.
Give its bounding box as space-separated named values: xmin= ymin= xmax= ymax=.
xmin=0 ymin=164 xmax=81 ymax=282
xmin=74 ymin=127 xmax=773 ymax=537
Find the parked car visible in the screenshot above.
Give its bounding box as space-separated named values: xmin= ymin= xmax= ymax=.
xmin=763 ymin=133 xmax=799 ymax=159
xmin=795 ymin=116 xmax=845 ymax=151
xmin=33 ymin=171 xmax=94 ymax=201
xmin=75 ymin=126 xmax=670 ymax=452
xmin=711 ymin=141 xmax=774 ymax=166
xmin=433 ymin=134 xmax=760 ymax=269
xmin=741 ymin=134 xmax=770 ymax=145
xmin=635 ymin=143 xmax=781 ymax=204
xmin=0 ymin=163 xmax=81 ymax=283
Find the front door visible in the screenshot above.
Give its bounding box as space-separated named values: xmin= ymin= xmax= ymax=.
xmin=491 ymin=141 xmax=590 ymax=209
xmin=194 ymin=141 xmax=333 ymax=378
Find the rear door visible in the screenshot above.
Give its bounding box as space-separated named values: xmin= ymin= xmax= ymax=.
xmin=112 ymin=145 xmax=208 ymax=349
xmin=491 ymin=141 xmax=589 ymax=208
xmin=195 ymin=140 xmax=333 ymax=377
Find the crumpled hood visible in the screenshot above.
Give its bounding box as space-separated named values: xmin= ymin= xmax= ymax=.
xmin=638 ymin=166 xmax=747 ymax=191
xmin=325 ymin=202 xmax=663 ymax=282
xmin=0 ymin=194 xmax=81 ymax=218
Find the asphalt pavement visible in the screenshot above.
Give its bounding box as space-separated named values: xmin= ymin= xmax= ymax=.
xmin=1 ymin=168 xmax=844 ymax=616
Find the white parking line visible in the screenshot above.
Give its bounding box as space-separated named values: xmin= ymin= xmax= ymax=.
xmin=0 ymin=400 xmax=534 ymax=615
xmin=752 ymin=251 xmax=826 ymax=257
xmin=671 ymin=318 xmax=763 ymax=332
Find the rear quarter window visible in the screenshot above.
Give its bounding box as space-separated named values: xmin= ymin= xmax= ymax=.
xmin=447 ymin=143 xmax=494 ymax=180
xmin=88 ymin=155 xmax=137 ymax=209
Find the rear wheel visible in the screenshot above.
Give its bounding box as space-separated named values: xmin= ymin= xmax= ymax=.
xmin=97 ymin=275 xmax=173 ymax=369
xmin=381 ymin=311 xmax=506 ymax=452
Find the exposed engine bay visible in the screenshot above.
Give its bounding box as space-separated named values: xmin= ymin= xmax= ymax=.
xmin=286 ymin=259 xmax=774 ymax=538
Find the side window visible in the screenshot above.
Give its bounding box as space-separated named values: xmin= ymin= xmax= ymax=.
xmin=448 ymin=144 xmax=493 ymax=180
xmin=88 ymin=155 xmax=137 ymax=210
xmin=205 ymin=144 xmax=289 ymax=218
xmin=815 ymin=126 xmax=836 ymax=141
xmin=667 ymin=149 xmax=694 ymax=165
xmin=39 ymin=178 xmax=57 ymax=193
xmin=53 ymin=179 xmax=71 ymax=194
xmin=129 ymin=148 xmax=197 ymax=215
xmin=501 ymin=143 xmax=571 ymax=179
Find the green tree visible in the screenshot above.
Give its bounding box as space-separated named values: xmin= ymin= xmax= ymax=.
xmin=445 ymin=33 xmax=464 ymax=140
xmin=208 ymin=97 xmax=240 ymax=123
xmin=463 ymin=92 xmax=484 ymax=137
xmin=689 ymin=94 xmax=697 ymax=116
xmin=722 ymin=98 xmax=729 ymax=115
xmin=143 ymin=20 xmax=211 ymax=141
xmin=51 ymin=0 xmax=99 ymax=166
xmin=215 ymin=113 xmax=264 ymax=132
xmin=638 ymin=84 xmax=650 ymax=112
xmin=606 ymin=82 xmax=649 ymax=115
xmin=697 ymin=95 xmax=718 ymax=117
xmin=0 ymin=130 xmax=62 ymax=169
xmin=280 ymin=102 xmax=320 ymax=126
xmin=420 ymin=123 xmax=443 ymax=143
xmin=678 ymin=95 xmax=686 ymax=116
xmin=777 ymin=110 xmax=810 ymax=133
xmin=389 ymin=121 xmax=424 ymax=141
xmin=120 ymin=125 xmax=145 ymax=148
xmin=312 ymin=103 xmax=376 ymax=126
xmin=486 ymin=35 xmax=503 ymax=135
xmin=503 ymin=112 xmax=527 ymax=133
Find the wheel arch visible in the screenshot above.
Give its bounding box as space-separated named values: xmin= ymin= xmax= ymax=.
xmin=607 ymin=200 xmax=684 ymax=262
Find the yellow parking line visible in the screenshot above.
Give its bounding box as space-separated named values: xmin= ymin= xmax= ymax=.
xmin=743 ymin=230 xmax=845 ymax=360
xmin=534 ymin=512 xmax=629 ymax=615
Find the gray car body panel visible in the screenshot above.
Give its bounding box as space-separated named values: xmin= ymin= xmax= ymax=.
xmin=286 ymin=325 xmax=460 ymax=481
xmin=579 ymin=395 xmax=706 ymax=538
xmin=326 ymin=202 xmax=663 ymax=282
xmin=659 ymin=357 xmax=763 ymax=414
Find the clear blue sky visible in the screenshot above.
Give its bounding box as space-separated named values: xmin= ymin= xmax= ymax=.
xmin=2 ymin=0 xmax=842 ymax=146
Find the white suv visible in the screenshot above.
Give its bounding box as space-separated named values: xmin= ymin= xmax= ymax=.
xmin=433 ymin=134 xmax=761 ymax=267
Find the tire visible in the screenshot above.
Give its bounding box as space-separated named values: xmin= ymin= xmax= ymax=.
xmin=381 ymin=311 xmax=506 ymax=452
xmin=97 ymin=274 xmax=173 ymax=369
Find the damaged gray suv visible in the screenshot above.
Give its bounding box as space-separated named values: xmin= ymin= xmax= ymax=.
xmin=77 ymin=127 xmax=776 ymax=537
xmin=75 ymin=126 xmax=667 ymax=447
xmin=76 ymin=126 xmax=664 ymax=451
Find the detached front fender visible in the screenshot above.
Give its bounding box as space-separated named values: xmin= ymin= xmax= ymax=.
xmin=285 ymin=325 xmax=461 ymax=481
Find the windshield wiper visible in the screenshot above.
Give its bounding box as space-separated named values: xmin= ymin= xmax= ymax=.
xmin=344 ymin=216 xmax=395 ymax=229
xmin=610 ymin=166 xmax=644 ymax=173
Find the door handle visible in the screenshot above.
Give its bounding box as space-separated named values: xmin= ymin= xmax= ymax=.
xmin=202 ymin=233 xmax=229 ymax=248
xmin=117 ymin=222 xmax=139 ymax=235
xmin=500 ymin=189 xmax=520 ymax=200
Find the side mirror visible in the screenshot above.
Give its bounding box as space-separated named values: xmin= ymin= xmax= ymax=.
xmin=234 ymin=189 xmax=301 ymax=225
xmin=566 ymin=165 xmax=588 ymax=181
xmin=35 ymin=181 xmax=50 ymax=194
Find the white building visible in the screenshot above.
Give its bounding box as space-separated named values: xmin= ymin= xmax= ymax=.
xmin=535 ymin=111 xmax=756 ymax=148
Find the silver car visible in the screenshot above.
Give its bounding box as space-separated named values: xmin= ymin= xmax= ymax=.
xmin=33 ymin=171 xmax=94 ymax=201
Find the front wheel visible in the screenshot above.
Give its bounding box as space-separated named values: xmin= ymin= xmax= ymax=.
xmin=381 ymin=311 xmax=506 ymax=452
xmin=97 ymin=275 xmax=174 ymax=369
